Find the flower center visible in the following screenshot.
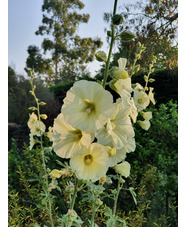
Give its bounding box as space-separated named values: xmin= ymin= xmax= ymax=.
xmin=108 ymin=147 xmax=116 ymax=157
xmin=137 ymin=98 xmax=143 ymax=104
xmin=83 ymin=99 xmax=96 ymax=115
xmin=84 ymin=154 xmax=93 ymax=165
xmin=70 ymin=129 xmax=83 ymax=140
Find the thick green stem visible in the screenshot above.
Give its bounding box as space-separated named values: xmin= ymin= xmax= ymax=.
xmin=102 ymin=0 xmax=118 ymax=88
xmin=90 ymin=198 xmax=97 ymax=227
xmin=113 ymin=175 xmax=121 ymax=216
xmin=70 ymin=179 xmax=78 ymax=210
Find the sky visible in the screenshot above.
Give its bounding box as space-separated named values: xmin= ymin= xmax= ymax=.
xmin=8 ymin=0 xmax=136 ymax=77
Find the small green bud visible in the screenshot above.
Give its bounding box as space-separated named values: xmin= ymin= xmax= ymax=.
xmin=39 ymin=101 xmax=47 ymax=106
xmin=110 ymin=66 xmax=128 ymax=79
xmin=120 ymin=31 xmax=136 ymax=42
xmin=29 ymin=90 xmax=34 ymax=96
xmin=28 ymin=106 xmax=37 ymax=111
xmin=149 ymin=78 xmax=155 ymax=83
xmin=40 ymin=114 xmax=48 ymax=120
xmin=95 ymin=51 xmax=107 ymax=62
xmin=109 ymin=79 xmax=117 ymax=91
xmin=112 ymin=189 xmax=117 ymax=195
xmin=151 ymin=68 xmax=154 ymax=73
xmin=107 ymin=30 xmax=112 ymax=37
xmin=144 ymin=75 xmax=148 ymax=82
xmin=134 ymin=65 xmax=140 ymax=72
xmin=119 ymin=178 xmax=125 ymax=184
xmin=145 ymin=87 xmax=149 ymax=91
xmin=137 ymin=42 xmax=141 ymax=48
xmin=135 ymin=53 xmax=140 ymax=60
xmin=112 ymin=14 xmax=123 ymax=25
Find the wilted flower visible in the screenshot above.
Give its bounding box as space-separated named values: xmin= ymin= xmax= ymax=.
xmin=137 ymin=120 xmax=151 ymax=130
xmin=114 ymin=161 xmax=131 ymax=178
xmin=52 ymin=113 xmax=94 ymax=159
xmin=30 ymin=121 xmax=46 ymax=136
xmin=29 ymin=133 xmax=35 ymax=150
xmin=62 ymin=80 xmax=114 ymax=133
xmin=128 ymin=98 xmax=138 ymax=123
xmin=27 ymin=112 xmax=38 ymax=129
xmin=50 ymin=169 xmax=63 ymax=179
xmin=148 ymin=87 xmax=156 ymax=105
xmin=70 ymin=143 xmax=109 ymax=182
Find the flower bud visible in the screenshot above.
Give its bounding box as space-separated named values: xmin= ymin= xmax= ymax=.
xmin=144 ymin=75 xmax=148 ymax=82
xmin=107 ymin=30 xmax=112 ymax=37
xmin=134 ymin=65 xmax=140 ymax=73
xmin=39 ymin=102 xmax=47 ymax=106
xmin=95 ymin=51 xmax=107 ymax=62
xmin=99 ymin=175 xmax=107 ymax=186
xmin=28 ymin=106 xmax=37 ymax=111
xmin=149 ymin=78 xmax=155 ymax=83
xmin=114 ymin=161 xmax=131 ymax=178
xmin=50 ymin=169 xmax=63 ymax=179
xmin=96 ymin=198 xmax=103 ymax=206
xmin=120 ymin=31 xmax=136 ymax=42
xmin=112 ymin=14 xmax=123 ymax=25
xmin=110 ymin=66 xmax=128 ymax=79
xmin=40 ymin=114 xmax=48 ymax=120
xmin=119 ymin=178 xmax=125 ymax=184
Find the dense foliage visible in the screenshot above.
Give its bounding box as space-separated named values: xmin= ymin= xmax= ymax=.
xmin=8 ymin=100 xmax=178 ymax=226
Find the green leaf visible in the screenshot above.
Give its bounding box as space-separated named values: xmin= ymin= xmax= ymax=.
xmin=128 ymin=187 xmax=137 ymax=205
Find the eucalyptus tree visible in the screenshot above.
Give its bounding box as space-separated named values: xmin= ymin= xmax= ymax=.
xmin=104 ymin=0 xmax=178 ymax=70
xmin=26 ymin=0 xmax=103 ymax=83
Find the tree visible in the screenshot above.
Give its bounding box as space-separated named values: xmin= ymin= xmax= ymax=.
xmin=25 ymin=0 xmax=103 ymax=84
xmin=103 ymin=0 xmax=178 ymax=70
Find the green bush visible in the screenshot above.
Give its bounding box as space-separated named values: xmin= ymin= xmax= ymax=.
xmin=127 ymin=100 xmax=178 ymax=226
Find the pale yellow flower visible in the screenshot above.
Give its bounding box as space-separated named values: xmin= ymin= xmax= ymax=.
xmin=27 ymin=112 xmax=38 ymax=129
xmin=141 ymin=111 xmax=152 ymax=121
xmin=97 ymin=98 xmax=134 ymax=149
xmin=106 ymin=146 xmax=127 ymax=167
xmin=52 ymin=113 xmax=94 ymax=159
xmin=148 ymin=87 xmax=156 ymax=105
xmin=137 ymin=120 xmax=151 ymax=130
xmin=114 ymin=78 xmax=133 ymax=96
xmin=124 ymin=137 xmax=136 ymax=153
xmin=70 ymin=143 xmax=109 ymax=182
xmin=114 ymin=161 xmax=131 ymax=178
xmin=62 ymin=80 xmax=114 ymax=133
xmin=133 ymin=90 xmax=150 ymax=112
xmin=30 ymin=120 xmax=46 ymax=136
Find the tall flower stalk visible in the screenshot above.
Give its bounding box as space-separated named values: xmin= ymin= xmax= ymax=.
xmin=102 ymin=0 xmax=118 ymax=88
xmin=29 ymin=71 xmax=54 ymax=227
